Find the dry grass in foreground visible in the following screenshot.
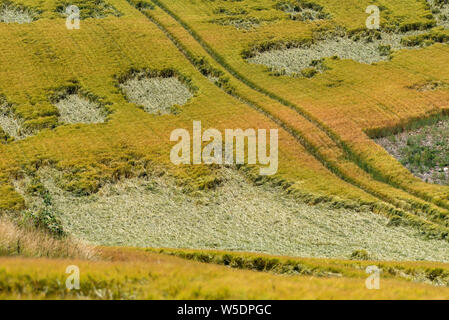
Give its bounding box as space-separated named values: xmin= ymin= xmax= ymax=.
xmin=0 ymin=215 xmax=95 ymax=259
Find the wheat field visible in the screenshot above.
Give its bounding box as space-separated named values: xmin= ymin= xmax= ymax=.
xmin=1 ymin=0 xmax=449 ymax=300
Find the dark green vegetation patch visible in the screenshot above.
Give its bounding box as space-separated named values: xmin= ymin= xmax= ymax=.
xmin=56 ymin=0 xmax=122 ymax=19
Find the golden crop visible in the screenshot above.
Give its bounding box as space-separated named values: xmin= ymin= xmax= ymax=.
xmin=3 ymin=247 xmax=449 ymax=300
xmin=1 ymin=0 xmax=449 ymax=300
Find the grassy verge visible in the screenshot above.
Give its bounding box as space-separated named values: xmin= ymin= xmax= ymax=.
xmin=0 ymin=215 xmax=95 ymax=259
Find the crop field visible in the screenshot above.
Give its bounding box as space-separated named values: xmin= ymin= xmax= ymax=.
xmin=1 ymin=0 xmax=449 ymax=301
xmin=4 ymin=247 xmax=449 ymax=299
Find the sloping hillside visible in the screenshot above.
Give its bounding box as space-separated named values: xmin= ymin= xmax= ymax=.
xmin=1 ymin=0 xmax=449 ymax=299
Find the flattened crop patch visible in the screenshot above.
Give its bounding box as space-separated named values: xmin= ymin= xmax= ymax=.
xmin=54 ymin=94 xmax=107 ymax=124
xmin=428 ymin=0 xmax=449 ymax=29
xmin=210 ymin=17 xmax=261 ymax=30
xmin=0 ymin=2 xmax=38 ymax=24
xmin=17 ymin=167 xmax=449 ymax=262
xmin=0 ymin=99 xmax=28 ymax=142
xmin=120 ymin=74 xmax=193 ymax=115
xmin=275 ymin=0 xmax=330 ymax=21
xmin=247 ymin=31 xmax=424 ymax=77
